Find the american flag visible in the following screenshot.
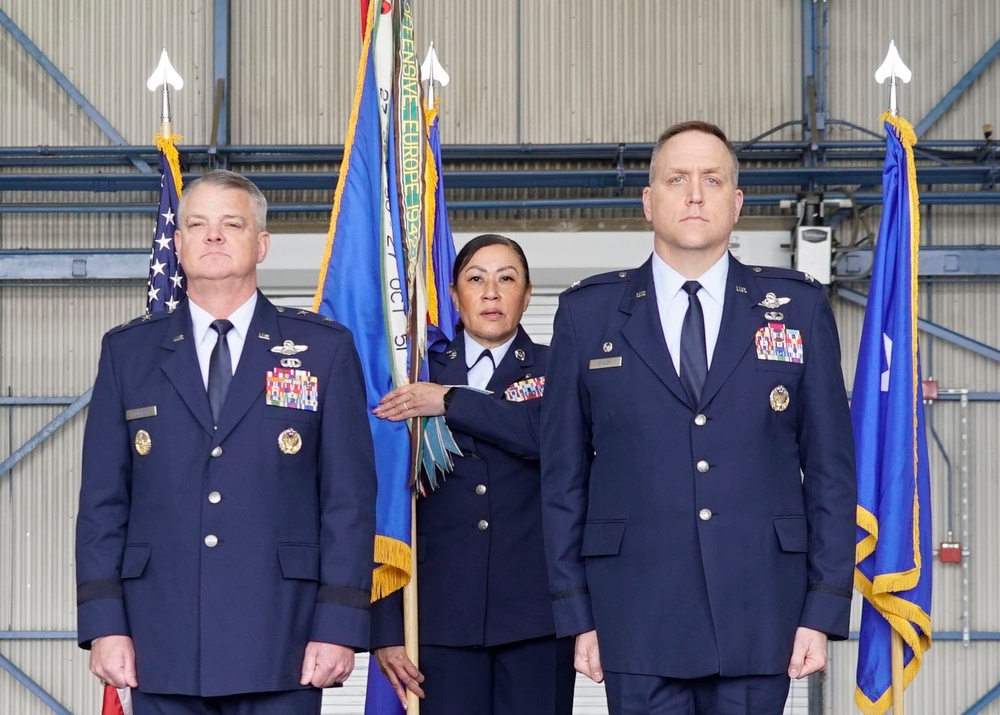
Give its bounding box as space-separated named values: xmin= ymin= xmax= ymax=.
xmin=146 ymin=138 xmax=185 ymax=313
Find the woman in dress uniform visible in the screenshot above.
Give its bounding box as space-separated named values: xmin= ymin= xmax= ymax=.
xmin=370 ymin=234 xmax=575 ymax=715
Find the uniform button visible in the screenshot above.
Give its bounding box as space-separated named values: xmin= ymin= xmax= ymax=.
xmin=475 ymin=484 xmax=487 ymax=495
xmin=696 ymin=460 xmax=710 ymax=473
xmin=694 ymin=414 xmax=707 ymax=426
xmin=477 ymin=519 xmax=489 ymax=531
xmin=699 ymin=509 xmax=713 ymax=521
xmin=208 ymin=491 xmax=222 ymax=504
xmin=211 ymin=446 xmax=223 ymax=457
xmin=204 ymin=534 xmax=219 ymax=547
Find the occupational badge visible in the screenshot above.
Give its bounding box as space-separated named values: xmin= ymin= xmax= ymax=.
xmin=504 ymin=376 xmax=545 ymax=402
xmin=134 ymin=429 xmax=152 ymax=456
xmin=278 ymin=428 xmax=302 ymax=455
xmin=266 ymin=367 xmax=319 ymax=411
xmin=514 ymin=349 xmax=526 ymax=360
xmin=603 ymin=341 xmax=613 ymax=353
xmin=769 ymin=385 xmax=790 ymax=412
xmin=280 ymin=358 xmax=302 ymax=368
xmin=755 ymin=323 xmax=804 ymax=363
xmin=764 ymin=311 xmax=784 ymax=321
xmin=758 ymin=292 xmax=792 ymax=310
xmin=270 ymin=340 xmax=309 ymax=356
xmin=446 ymin=350 xmax=458 ymax=360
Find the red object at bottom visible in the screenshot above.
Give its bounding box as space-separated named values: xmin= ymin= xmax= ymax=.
xmin=939 ymin=542 xmax=962 ymax=563
xmin=102 ymin=685 xmax=128 ymax=715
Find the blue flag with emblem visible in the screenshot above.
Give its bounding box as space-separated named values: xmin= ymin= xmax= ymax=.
xmin=146 ymin=135 xmax=185 ymax=313
xmin=853 ymin=114 xmax=932 ymax=715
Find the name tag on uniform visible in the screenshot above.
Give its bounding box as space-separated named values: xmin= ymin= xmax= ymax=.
xmin=589 ymin=357 xmax=623 ymax=370
xmin=125 ymin=406 xmax=157 ymax=421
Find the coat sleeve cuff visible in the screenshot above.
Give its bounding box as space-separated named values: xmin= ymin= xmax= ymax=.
xmin=552 ymin=590 xmax=595 ymax=638
xmin=800 ymin=587 xmax=852 ymax=640
xmin=76 ymin=597 xmax=130 ymax=649
xmin=310 ymin=601 xmax=371 ymax=651
xmin=369 ymin=591 xmax=405 ymax=649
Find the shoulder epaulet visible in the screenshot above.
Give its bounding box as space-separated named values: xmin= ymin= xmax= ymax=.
xmin=749 ymin=265 xmax=822 ymax=288
xmin=564 ymin=268 xmax=634 ymax=294
xmin=275 ymin=306 xmax=346 ymax=331
xmin=109 ymin=310 xmax=173 ymax=334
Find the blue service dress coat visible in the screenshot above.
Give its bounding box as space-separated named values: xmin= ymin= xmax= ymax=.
xmin=540 ymin=254 xmax=857 ymax=679
xmin=371 ymin=326 xmax=556 ymax=649
xmin=76 ymin=294 xmax=377 ymax=697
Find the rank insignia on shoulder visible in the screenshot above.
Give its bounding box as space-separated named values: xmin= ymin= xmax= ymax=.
xmin=504 ymin=376 xmax=545 ymax=402
xmin=266 ymin=367 xmax=319 ymax=411
xmin=758 ymin=292 xmax=791 ymax=310
xmin=755 ymin=323 xmax=804 ymax=363
xmin=271 ymin=340 xmax=309 ymax=356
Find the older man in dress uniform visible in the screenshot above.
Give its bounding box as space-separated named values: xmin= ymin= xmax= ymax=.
xmin=76 ymin=170 xmax=377 ymax=715
xmin=540 ymin=121 xmax=857 ymax=715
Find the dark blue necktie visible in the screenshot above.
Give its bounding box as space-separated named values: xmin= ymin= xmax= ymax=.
xmin=208 ymin=319 xmax=234 ymax=424
xmin=679 ymin=281 xmax=707 ymax=404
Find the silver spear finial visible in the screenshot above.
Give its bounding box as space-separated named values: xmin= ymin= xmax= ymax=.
xmin=875 ymin=40 xmax=911 ymax=117
xmin=420 ymin=42 xmax=450 ymax=110
xmin=146 ymin=48 xmax=184 ymax=135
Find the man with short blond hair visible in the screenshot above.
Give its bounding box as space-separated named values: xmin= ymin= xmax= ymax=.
xmin=541 ymin=122 xmax=856 ymax=714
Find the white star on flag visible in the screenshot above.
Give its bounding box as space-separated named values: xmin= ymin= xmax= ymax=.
xmin=155 ymin=234 xmax=172 ymax=251
xmin=880 ymin=333 xmax=893 ymax=392
xmin=150 ymin=259 xmax=167 ymax=277
xmin=161 ymin=208 xmax=175 ymax=225
xmin=148 ymin=286 xmax=161 ymax=302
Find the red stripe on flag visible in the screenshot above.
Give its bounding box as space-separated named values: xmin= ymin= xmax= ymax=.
xmin=101 ymin=685 xmax=126 ymax=715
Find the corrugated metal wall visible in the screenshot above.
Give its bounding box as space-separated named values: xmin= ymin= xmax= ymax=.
xmin=2 ymin=1 xmax=1000 ymax=713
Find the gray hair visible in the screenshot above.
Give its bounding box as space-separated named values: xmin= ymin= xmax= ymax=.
xmin=179 ymin=169 xmax=268 ymax=232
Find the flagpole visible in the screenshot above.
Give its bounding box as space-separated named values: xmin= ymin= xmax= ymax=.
xmin=404 ymin=489 xmax=420 ymax=713
xmin=891 ymin=630 xmax=905 ymax=713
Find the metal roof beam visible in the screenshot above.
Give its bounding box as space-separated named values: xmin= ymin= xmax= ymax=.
xmin=916 ymin=37 xmax=1000 ymax=139
xmin=0 ymin=9 xmax=152 ymax=174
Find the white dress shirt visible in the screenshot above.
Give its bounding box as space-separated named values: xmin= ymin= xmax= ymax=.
xmin=189 ymin=292 xmax=258 ymax=389
xmin=463 ymin=331 xmax=516 ymax=390
xmin=651 ymin=252 xmax=729 ymax=375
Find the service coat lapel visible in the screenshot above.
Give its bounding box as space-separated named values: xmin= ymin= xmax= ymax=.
xmin=619 ymin=258 xmax=691 ymax=407
xmin=699 ymin=256 xmax=768 ymax=407
xmin=434 ymin=335 xmax=471 ymax=387
xmin=487 ymin=327 xmax=536 ymax=394
xmin=214 ymin=293 xmax=281 ymax=442
xmin=160 ymin=302 xmax=216 ymax=435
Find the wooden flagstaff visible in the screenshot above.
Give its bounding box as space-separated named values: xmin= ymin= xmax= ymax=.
xmin=891 ymin=630 xmax=905 ymax=714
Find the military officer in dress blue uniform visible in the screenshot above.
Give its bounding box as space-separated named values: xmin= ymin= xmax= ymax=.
xmin=76 ymin=170 xmax=377 ymax=715
xmin=540 ymin=122 xmax=857 ymax=715
xmin=369 ymin=235 xmax=575 ymax=715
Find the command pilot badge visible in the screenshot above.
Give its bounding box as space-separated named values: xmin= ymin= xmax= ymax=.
xmin=769 ymin=385 xmax=790 ymax=412
xmin=758 ymin=292 xmax=791 ymax=310
xmin=134 ymin=429 xmax=152 ymax=456
xmin=278 ymin=428 xmax=302 ymax=455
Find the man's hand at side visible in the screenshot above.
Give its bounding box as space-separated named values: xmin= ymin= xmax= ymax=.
xmin=300 ymin=642 xmax=355 ymax=688
xmin=90 ymin=635 xmax=138 ymax=688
